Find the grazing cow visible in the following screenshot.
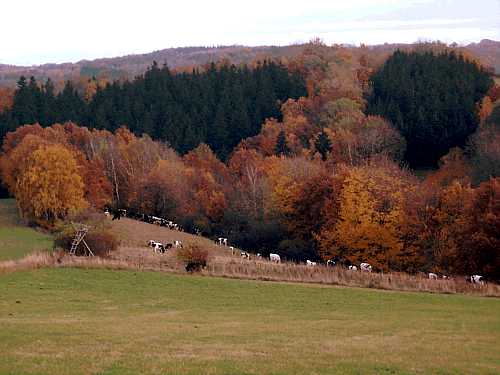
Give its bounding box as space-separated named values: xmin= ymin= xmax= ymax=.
xmin=348 ymin=265 xmax=358 ymax=271
xmin=153 ymin=243 xmax=165 ymax=254
xmin=442 ymin=275 xmax=450 ymax=280
xmin=270 ymin=253 xmax=281 ymax=263
xmin=306 ymin=260 xmax=317 ymax=266
xmin=112 ymin=209 xmax=122 ymax=221
xmin=428 ymin=272 xmax=438 ymax=280
xmin=151 ymin=216 xmax=162 ymax=225
xmin=326 ymin=259 xmax=336 ymax=267
xmin=174 ymin=240 xmax=183 ymax=248
xmin=469 ymin=275 xmax=485 ymax=285
xmin=229 ymin=246 xmax=235 ymax=255
xmin=256 ymin=253 xmax=262 ymax=258
xmin=147 ymin=240 xmax=158 ymax=247
xmin=217 ymin=237 xmax=228 ymax=246
xmin=360 ymin=263 xmax=372 ymax=272
xmin=240 ymin=251 xmax=250 ymax=260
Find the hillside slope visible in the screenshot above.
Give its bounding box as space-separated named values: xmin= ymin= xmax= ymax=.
xmin=0 ymin=199 xmax=53 ymax=261
xmin=0 ymin=45 xmax=305 ymax=87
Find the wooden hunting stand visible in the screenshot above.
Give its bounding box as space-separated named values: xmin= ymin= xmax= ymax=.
xmin=70 ymin=224 xmax=94 ymax=256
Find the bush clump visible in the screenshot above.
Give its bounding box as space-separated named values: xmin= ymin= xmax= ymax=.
xmin=54 ymin=227 xmax=118 ymax=257
xmin=177 ymin=244 xmax=209 ymax=272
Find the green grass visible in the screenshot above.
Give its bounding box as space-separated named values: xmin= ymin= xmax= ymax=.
xmin=0 ymin=268 xmax=499 ymax=375
xmin=0 ymin=199 xmax=53 ymax=261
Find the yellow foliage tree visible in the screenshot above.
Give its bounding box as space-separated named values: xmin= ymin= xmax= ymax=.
xmin=318 ymin=166 xmax=405 ymax=271
xmin=16 ymin=145 xmax=87 ymax=223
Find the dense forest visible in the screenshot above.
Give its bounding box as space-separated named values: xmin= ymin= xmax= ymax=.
xmin=0 ymin=43 xmax=499 ymax=279
xmin=368 ymin=51 xmax=493 ymax=166
xmin=0 ymin=61 xmax=306 ymax=158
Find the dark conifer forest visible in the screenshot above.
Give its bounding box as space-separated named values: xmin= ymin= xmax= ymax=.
xmin=0 ymin=61 xmax=306 ymax=159
xmin=367 ymin=50 xmax=493 ymax=166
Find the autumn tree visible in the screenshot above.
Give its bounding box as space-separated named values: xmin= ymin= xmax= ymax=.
xmin=317 ymin=161 xmax=410 ymax=271
xmin=16 ymin=145 xmax=86 ymax=224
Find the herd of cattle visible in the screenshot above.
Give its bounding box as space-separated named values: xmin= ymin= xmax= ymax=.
xmin=104 ymin=209 xmax=183 ymax=231
xmin=147 ymin=239 xmax=183 ymax=254
xmin=104 ymin=208 xmax=488 ymax=285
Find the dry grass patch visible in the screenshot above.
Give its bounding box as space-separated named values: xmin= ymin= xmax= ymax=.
xmin=2 ymin=215 xmax=498 ymax=297
xmin=204 ymin=258 xmax=500 ymax=297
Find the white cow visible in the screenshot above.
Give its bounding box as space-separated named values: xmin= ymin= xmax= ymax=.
xmin=151 ymin=216 xmax=162 ymax=225
xmin=229 ymin=246 xmax=235 ymax=255
xmin=360 ymin=263 xmax=372 ymax=272
xmin=147 ymin=240 xmax=159 ymax=247
xmin=428 ymin=272 xmax=438 ymax=280
xmin=270 ymin=253 xmax=281 ymax=263
xmin=348 ymin=265 xmax=358 ymax=271
xmin=306 ymin=260 xmax=317 ymax=266
xmin=256 ymin=253 xmax=262 ymax=258
xmin=217 ymin=237 xmax=228 ymax=246
xmin=104 ymin=210 xmax=110 ymax=218
xmin=470 ymin=275 xmax=485 ymax=285
xmin=240 ymin=251 xmax=250 ymax=260
xmin=174 ymin=240 xmax=183 ymax=248
xmin=153 ymin=242 xmax=165 ymax=254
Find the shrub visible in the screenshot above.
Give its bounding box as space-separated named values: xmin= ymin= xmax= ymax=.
xmin=177 ymin=244 xmax=209 ymax=272
xmin=54 ymin=227 xmax=118 ymax=257
xmin=67 ymin=208 xmax=109 ymax=228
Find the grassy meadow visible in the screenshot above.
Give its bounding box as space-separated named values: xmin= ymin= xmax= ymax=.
xmin=1 ymin=268 xmax=499 ymax=375
xmin=0 ymin=199 xmax=53 ymax=261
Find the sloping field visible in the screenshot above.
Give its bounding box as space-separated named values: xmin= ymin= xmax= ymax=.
xmin=107 ymin=217 xmax=235 ymax=270
xmin=0 ymin=199 xmax=53 ymax=261
xmin=0 ymin=268 xmax=499 ymax=375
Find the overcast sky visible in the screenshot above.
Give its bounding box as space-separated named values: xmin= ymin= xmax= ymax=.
xmin=1 ymin=0 xmax=499 ymax=66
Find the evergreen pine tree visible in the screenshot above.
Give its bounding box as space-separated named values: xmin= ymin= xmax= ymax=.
xmin=315 ymin=130 xmax=332 ymax=161
xmin=275 ymin=129 xmax=290 ymax=156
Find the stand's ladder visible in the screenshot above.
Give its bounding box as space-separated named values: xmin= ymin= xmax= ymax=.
xmin=69 ymin=225 xmax=94 ymax=256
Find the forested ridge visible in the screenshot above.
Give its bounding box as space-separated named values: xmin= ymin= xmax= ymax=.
xmin=368 ymin=51 xmax=493 ymax=166
xmin=0 ymin=61 xmax=306 ymax=159
xmin=0 ymin=43 xmax=499 ymax=280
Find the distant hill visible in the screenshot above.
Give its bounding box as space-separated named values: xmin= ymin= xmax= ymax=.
xmin=465 ymin=39 xmax=500 ymax=75
xmin=0 ymin=45 xmax=305 ymax=87
xmin=0 ymin=40 xmax=498 ymax=88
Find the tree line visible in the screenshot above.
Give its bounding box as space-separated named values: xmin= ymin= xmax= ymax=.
xmin=0 ymin=61 xmax=306 ymax=159
xmin=0 ymin=123 xmax=498 ymax=279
